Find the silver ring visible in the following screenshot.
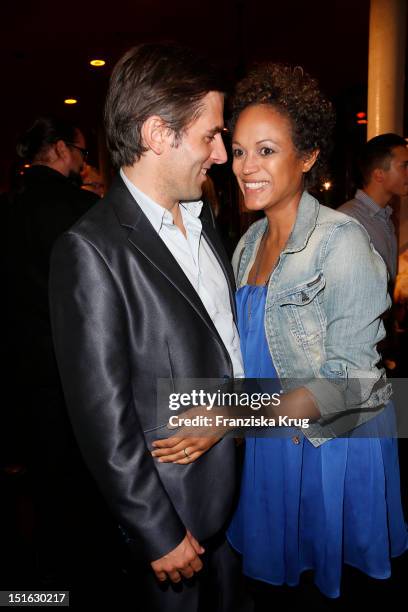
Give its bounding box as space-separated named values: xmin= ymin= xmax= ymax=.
xmin=183 ymin=448 xmax=190 ymax=459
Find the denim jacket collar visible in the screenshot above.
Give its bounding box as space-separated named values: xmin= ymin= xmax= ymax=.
xmin=243 ymin=191 xmax=319 ymax=253
xmin=283 ymin=191 xmax=319 ymax=253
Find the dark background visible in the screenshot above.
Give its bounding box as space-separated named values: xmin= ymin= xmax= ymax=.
xmin=1 ymin=2 xmax=408 ymax=608
xmin=1 ymin=0 xmax=407 ymax=201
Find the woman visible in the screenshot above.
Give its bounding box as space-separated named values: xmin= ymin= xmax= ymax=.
xmin=226 ymin=63 xmax=408 ymax=599
xmin=152 ymin=63 xmax=408 ymax=598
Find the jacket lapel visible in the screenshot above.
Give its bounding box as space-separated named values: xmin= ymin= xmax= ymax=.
xmin=108 ymin=175 xmax=228 ymax=342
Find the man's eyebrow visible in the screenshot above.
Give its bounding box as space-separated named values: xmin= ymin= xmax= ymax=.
xmin=207 ymin=126 xmax=226 ymax=135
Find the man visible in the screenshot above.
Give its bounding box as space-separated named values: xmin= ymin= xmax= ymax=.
xmin=7 ymin=118 xmax=97 ymax=383
xmin=49 ymin=44 xmax=247 ymax=611
xmin=338 ymin=133 xmax=408 ymax=281
xmin=4 ymin=117 xmax=106 ymax=584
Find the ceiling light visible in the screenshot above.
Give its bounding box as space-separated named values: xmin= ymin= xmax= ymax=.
xmin=64 ymin=98 xmax=78 ymax=105
xmin=90 ymin=59 xmax=106 ymax=67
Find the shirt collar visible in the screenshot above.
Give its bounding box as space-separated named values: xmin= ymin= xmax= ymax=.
xmin=355 ymin=189 xmax=393 ymax=220
xmin=120 ymin=168 xmax=203 ymax=232
xmin=180 ymin=200 xmax=203 ymax=218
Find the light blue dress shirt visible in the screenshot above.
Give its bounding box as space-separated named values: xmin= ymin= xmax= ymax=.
xmin=120 ymin=169 xmax=244 ymax=377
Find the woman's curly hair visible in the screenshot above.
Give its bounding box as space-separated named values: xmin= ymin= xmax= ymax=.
xmin=230 ymin=63 xmax=335 ymax=188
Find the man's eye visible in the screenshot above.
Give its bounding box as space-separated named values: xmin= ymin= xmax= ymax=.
xmin=205 ymin=135 xmax=216 ymax=143
xmin=260 ymin=147 xmax=274 ymax=156
xmin=232 ymin=149 xmax=243 ymax=158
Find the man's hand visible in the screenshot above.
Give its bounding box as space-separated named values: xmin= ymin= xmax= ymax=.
xmin=151 ymin=436 xmax=220 ymax=463
xmin=151 ymin=404 xmax=232 ymax=463
xmin=150 ymin=531 xmax=205 ymax=583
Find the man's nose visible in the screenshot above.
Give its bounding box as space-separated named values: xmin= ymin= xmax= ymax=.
xmin=211 ymin=134 xmax=228 ymax=165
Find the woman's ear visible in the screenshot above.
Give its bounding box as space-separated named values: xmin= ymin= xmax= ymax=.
xmin=302 ymin=149 xmax=320 ymax=173
xmin=141 ymin=116 xmax=168 ymax=156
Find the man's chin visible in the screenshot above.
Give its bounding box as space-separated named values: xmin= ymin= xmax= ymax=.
xmin=181 ymin=189 xmax=203 ymax=203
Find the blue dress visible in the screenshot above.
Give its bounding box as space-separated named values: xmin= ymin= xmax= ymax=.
xmin=227 ymin=285 xmax=408 ymax=598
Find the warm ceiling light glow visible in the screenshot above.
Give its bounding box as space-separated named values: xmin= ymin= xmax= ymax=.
xmin=64 ymin=98 xmax=78 ymax=105
xmin=356 ymin=112 xmax=366 ymax=119
xmin=357 ymin=119 xmax=368 ymax=124
xmin=90 ymin=59 xmax=106 ymax=67
xmin=323 ymin=181 xmax=332 ymax=191
xmin=24 ymin=164 xmax=31 ymax=168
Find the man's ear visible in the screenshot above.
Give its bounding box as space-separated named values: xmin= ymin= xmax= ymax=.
xmin=372 ymin=167 xmax=385 ymax=184
xmin=302 ymin=149 xmax=320 ymax=173
xmin=54 ymin=139 xmax=69 ymax=160
xmin=141 ymin=116 xmax=169 ymax=156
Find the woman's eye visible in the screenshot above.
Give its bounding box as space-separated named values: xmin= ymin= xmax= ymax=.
xmin=232 ymin=148 xmax=244 ymax=158
xmin=260 ymin=147 xmax=274 ymax=156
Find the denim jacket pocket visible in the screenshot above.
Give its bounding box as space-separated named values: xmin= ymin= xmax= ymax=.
xmin=274 ymin=272 xmax=326 ymax=346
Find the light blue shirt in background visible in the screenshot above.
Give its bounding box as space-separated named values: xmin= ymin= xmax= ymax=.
xmin=338 ymin=189 xmax=397 ymax=280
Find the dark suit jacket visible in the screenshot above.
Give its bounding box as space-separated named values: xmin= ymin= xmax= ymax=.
xmin=6 ymin=165 xmax=98 ymax=387
xmin=49 ymin=175 xmax=239 ymax=562
xmin=4 ymin=166 xmax=98 ymax=466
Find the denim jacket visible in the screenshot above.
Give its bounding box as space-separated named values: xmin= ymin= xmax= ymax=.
xmin=232 ymin=191 xmax=392 ymax=446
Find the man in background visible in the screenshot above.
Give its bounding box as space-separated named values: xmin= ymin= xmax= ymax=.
xmin=339 ymin=134 xmax=408 ymax=373
xmin=4 ymin=116 xmax=115 ymax=588
xmin=338 ymin=133 xmax=408 ymax=281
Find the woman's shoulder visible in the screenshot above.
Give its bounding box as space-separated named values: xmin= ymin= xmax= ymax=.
xmin=315 ymin=204 xmax=388 ymax=282
xmin=316 ymin=203 xmax=374 ymax=246
xmin=317 ymin=202 xmax=363 ymax=228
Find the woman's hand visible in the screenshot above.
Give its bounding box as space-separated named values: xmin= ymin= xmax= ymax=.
xmin=151 ymin=436 xmax=221 ymax=464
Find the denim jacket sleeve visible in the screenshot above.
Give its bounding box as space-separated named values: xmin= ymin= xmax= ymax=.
xmin=305 ymin=220 xmax=391 ymax=423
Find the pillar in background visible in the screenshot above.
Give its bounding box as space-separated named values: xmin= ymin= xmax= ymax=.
xmin=367 ymin=0 xmax=406 ymax=139
xmin=367 ymin=0 xmax=408 ymax=297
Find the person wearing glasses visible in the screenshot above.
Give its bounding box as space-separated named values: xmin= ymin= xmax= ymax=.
xmin=5 ymin=116 xmax=102 ymax=587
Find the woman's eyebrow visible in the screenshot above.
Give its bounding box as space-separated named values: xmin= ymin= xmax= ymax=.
xmin=255 ymin=139 xmax=278 ymax=145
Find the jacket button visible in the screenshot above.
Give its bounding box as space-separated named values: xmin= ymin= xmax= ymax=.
xmin=292 ymin=436 xmax=300 ymax=445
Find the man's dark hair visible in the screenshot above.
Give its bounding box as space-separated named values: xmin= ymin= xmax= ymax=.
xmin=104 ymin=43 xmax=224 ymax=168
xmin=359 ymin=133 xmax=407 ymax=186
xmin=16 ymin=116 xmax=79 ymax=163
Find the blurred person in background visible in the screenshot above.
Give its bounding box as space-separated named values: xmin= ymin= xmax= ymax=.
xmin=339 ymin=134 xmax=408 ymax=372
xmin=4 ymin=116 xmax=119 ymax=589
xmin=81 ymin=162 xmax=105 ymax=197
xmin=338 ymin=133 xmax=408 ymax=283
